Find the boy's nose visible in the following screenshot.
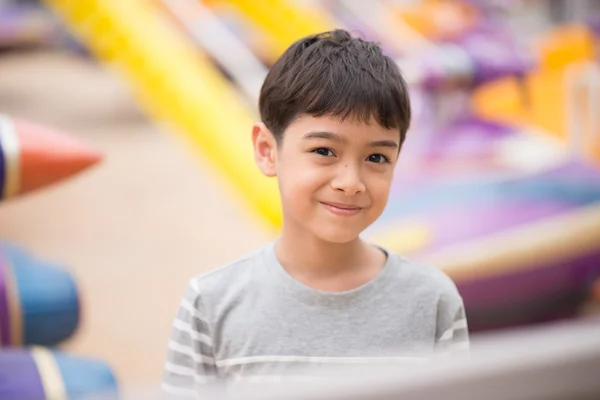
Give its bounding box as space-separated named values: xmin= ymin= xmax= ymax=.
xmin=330 ymin=164 xmax=366 ymax=195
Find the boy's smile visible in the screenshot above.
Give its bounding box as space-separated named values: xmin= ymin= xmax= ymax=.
xmin=319 ymin=201 xmax=363 ymax=216
xmin=253 ymin=114 xmax=400 ymax=244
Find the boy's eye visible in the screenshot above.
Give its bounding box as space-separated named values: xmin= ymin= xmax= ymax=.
xmin=313 ymin=148 xmax=334 ymax=157
xmin=367 ymin=154 xmax=390 ymax=164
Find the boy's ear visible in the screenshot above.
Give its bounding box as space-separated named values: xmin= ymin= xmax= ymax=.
xmin=252 ymin=122 xmax=278 ymax=177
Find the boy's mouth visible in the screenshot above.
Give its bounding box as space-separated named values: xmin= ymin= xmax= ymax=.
xmin=320 ymin=201 xmax=363 ymax=216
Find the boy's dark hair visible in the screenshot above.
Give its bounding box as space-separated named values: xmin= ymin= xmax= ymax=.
xmin=259 ymin=29 xmax=411 ymax=146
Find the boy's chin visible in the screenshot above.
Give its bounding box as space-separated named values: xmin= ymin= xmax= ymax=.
xmin=310 ymin=224 xmax=364 ymax=244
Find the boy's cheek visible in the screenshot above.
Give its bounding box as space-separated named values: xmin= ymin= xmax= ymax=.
xmin=280 ymin=167 xmax=328 ymax=191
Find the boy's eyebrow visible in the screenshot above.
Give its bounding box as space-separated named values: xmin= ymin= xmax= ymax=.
xmin=370 ymin=140 xmax=398 ymax=149
xmin=303 ymin=131 xmax=346 ymax=142
xmin=303 ymin=132 xmax=398 ymax=149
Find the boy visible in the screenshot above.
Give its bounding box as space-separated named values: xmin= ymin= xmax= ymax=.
xmin=162 ymin=29 xmax=469 ymax=397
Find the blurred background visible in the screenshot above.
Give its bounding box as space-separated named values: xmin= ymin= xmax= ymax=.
xmin=0 ymin=0 xmax=599 ymax=398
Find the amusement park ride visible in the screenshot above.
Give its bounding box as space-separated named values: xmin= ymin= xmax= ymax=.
xmin=0 ymin=0 xmax=599 ymax=398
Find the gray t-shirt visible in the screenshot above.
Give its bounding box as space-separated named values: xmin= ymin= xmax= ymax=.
xmin=162 ymin=241 xmax=469 ymax=397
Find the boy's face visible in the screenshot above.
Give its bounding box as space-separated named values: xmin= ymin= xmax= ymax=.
xmin=253 ymin=114 xmax=400 ymax=243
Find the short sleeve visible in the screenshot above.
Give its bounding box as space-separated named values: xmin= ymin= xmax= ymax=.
xmin=434 ymin=302 xmax=470 ymax=356
xmin=162 ymin=279 xmax=218 ymax=398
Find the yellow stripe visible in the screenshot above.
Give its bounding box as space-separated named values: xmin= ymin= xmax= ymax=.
xmin=423 ymin=202 xmax=600 ymax=281
xmin=0 ymin=115 xmax=21 ymax=199
xmin=30 ymin=347 xmax=68 ymax=400
xmin=2 ymin=254 xmax=23 ymax=346
xmin=43 ymin=0 xmax=283 ymax=230
xmin=220 ymin=0 xmax=335 ymax=60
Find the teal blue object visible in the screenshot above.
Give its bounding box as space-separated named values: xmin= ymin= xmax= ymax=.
xmin=385 ymin=176 xmax=600 ymax=220
xmin=1 ymin=243 xmax=80 ymax=346
xmin=53 ymin=350 xmax=119 ymax=399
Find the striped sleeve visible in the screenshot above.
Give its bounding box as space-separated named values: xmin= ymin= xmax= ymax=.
xmin=162 ymin=279 xmax=218 ymax=398
xmin=434 ymin=303 xmax=470 ymax=356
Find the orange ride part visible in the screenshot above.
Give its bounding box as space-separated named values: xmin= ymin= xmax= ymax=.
xmin=471 ymin=24 xmax=599 ymax=154
xmin=537 ymin=24 xmax=596 ymax=70
xmin=471 ymin=69 xmax=567 ymax=139
xmin=10 ymin=117 xmax=102 ymax=196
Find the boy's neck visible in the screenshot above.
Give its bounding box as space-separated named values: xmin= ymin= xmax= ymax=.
xmin=274 ymin=224 xmax=386 ymax=290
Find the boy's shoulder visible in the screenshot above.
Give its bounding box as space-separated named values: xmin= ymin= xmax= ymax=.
xmin=385 ymin=250 xmax=463 ymax=305
xmin=187 ymin=244 xmax=267 ymax=293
